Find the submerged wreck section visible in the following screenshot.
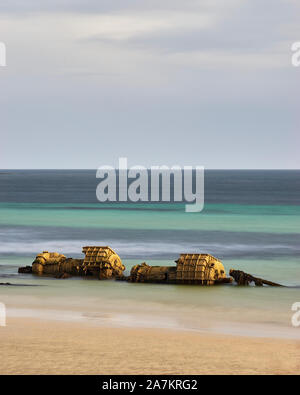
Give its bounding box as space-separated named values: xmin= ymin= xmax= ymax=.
xmin=82 ymin=246 xmax=125 ymax=279
xmin=129 ymin=263 xmax=173 ymax=283
xmin=176 ymin=253 xmax=230 ymax=285
xmin=31 ymin=252 xmax=82 ymax=276
xmin=128 ymin=254 xmax=232 ymax=285
xmin=229 ymin=269 xmax=283 ymax=287
xmin=18 ymin=250 xmax=231 ymax=285
xmin=18 ymin=247 xmax=282 ymax=287
xmin=18 ymin=247 xmax=125 ymax=280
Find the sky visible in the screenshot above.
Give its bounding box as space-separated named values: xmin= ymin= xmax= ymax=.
xmin=0 ymin=0 xmax=299 ymax=169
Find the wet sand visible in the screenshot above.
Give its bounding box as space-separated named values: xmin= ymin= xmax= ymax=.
xmin=0 ymin=317 xmax=300 ymax=375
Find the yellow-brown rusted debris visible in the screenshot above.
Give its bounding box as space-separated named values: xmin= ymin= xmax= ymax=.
xmin=19 ymin=248 xmax=279 ymax=287
xmin=82 ymin=246 xmax=125 ymax=279
xmin=175 ymin=253 xmax=228 ymax=285
xmin=32 ymin=251 xmax=67 ymax=275
xmin=26 ymin=247 xmax=125 ymax=280
xmin=128 ymin=254 xmax=232 ymax=285
xmin=129 ymin=263 xmax=173 ymax=283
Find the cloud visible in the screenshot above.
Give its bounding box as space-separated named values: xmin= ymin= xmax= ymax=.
xmin=0 ymin=0 xmax=299 ymax=168
xmin=83 ymin=0 xmax=300 ymax=56
xmin=0 ymin=0 xmax=223 ymax=14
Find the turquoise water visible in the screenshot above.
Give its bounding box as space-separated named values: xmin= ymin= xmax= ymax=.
xmin=0 ymin=202 xmax=300 ymax=233
xmin=0 ymin=170 xmax=300 ymax=338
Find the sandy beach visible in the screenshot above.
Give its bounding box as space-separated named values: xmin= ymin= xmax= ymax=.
xmin=1 ymin=317 xmax=299 ymax=375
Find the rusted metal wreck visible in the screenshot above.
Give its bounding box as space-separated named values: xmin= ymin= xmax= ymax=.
xmin=18 ymin=246 xmax=282 ymax=286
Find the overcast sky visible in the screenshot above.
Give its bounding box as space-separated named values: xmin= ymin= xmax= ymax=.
xmin=0 ymin=0 xmax=299 ymax=169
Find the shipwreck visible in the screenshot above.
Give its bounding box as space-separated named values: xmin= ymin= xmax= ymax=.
xmin=128 ymin=253 xmax=232 ymax=285
xmin=19 ymin=246 xmax=125 ymax=280
xmin=18 ymin=246 xmax=282 ymax=286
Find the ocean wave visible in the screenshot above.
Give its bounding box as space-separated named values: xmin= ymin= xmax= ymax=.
xmin=0 ymin=239 xmax=299 ymax=259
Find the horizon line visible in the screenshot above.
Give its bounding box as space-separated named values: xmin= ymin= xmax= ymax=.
xmin=1 ymin=168 xmax=300 ymax=171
